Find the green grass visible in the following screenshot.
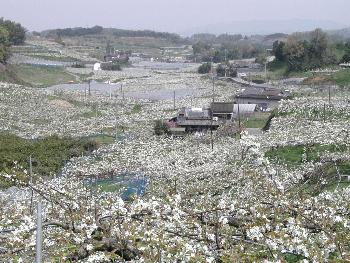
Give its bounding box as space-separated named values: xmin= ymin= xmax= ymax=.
xmin=0 ymin=133 xmax=99 ymax=188
xmin=11 ymin=64 xmax=76 ymax=87
xmin=90 ymin=134 xmax=116 ymax=145
xmin=242 ymin=113 xmax=270 ymax=129
xmin=27 ymin=54 xmax=78 ymax=62
xmin=97 ymin=180 xmax=123 ymax=192
xmin=330 ymin=69 xmax=350 ymax=86
xmin=266 ymin=144 xmax=348 ymax=165
xmin=0 ymin=64 xmax=30 ymax=85
xmin=131 ymin=104 xmax=142 ymax=114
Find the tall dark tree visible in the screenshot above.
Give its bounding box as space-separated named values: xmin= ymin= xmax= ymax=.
xmin=272 ymin=41 xmax=285 ymax=61
xmin=0 ymin=26 xmax=10 ymax=63
xmin=0 ymin=18 xmax=26 ymax=45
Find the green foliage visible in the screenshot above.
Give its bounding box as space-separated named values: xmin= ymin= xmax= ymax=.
xmin=101 ymin=62 xmax=122 ymax=71
xmin=341 ymin=53 xmax=350 ymax=63
xmin=154 ymin=120 xmax=169 ymax=135
xmin=45 ymin=25 xmax=103 ymax=37
xmin=0 ymin=133 xmax=99 ymax=179
xmin=198 ymin=62 xmax=212 ymax=74
xmin=283 ymin=253 xmax=305 ymax=263
xmin=216 ymin=63 xmax=237 ymax=77
xmin=0 ymin=26 xmax=10 ymax=63
xmin=131 ymin=104 xmax=142 ymax=114
xmin=0 ymin=17 xmax=26 ymax=45
xmin=272 ymin=29 xmax=335 ymax=72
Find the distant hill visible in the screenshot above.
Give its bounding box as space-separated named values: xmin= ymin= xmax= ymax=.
xmin=182 ymin=19 xmax=347 ymax=36
xmin=328 ymin=27 xmax=350 ymax=40
xmin=40 ymin=26 xmax=183 ymax=43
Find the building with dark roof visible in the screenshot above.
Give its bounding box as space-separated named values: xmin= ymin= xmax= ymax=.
xmin=176 ymin=107 xmax=220 ymax=132
xmin=235 ymin=87 xmax=290 ymax=111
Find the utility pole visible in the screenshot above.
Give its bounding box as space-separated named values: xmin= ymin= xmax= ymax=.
xmin=210 ymin=115 xmax=214 ymax=151
xmin=121 ymin=83 xmax=125 ymax=104
xmin=224 ymin=49 xmax=227 ymax=77
xmin=35 ymin=200 xmax=43 ymax=263
xmin=238 ymin=103 xmax=241 ymax=139
xmin=212 ymin=76 xmax=215 ymax=103
xmin=88 ymin=80 xmax=91 ymax=96
xmin=29 ymin=156 xmax=33 ymax=213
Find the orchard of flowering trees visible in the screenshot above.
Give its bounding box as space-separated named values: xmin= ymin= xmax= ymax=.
xmin=1 ymin=50 xmax=350 ymax=262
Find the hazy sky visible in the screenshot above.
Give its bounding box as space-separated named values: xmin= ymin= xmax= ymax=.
xmin=1 ymin=0 xmax=349 ymax=33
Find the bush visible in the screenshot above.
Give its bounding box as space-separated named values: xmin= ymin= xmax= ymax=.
xmin=198 ymin=62 xmax=212 ymax=74
xmin=101 ymin=62 xmax=121 ymax=71
xmin=216 ymin=63 xmax=237 ymax=77
xmin=154 ymin=120 xmax=169 ymax=135
xmin=341 ymin=53 xmax=350 ymax=63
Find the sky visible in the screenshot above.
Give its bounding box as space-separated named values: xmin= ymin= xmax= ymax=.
xmin=1 ymin=0 xmax=350 ymax=34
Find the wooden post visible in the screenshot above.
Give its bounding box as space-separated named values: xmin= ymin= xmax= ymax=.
xmin=173 ymin=90 xmax=176 ymax=110
xmin=35 ymin=200 xmax=43 ymax=263
xmin=328 ymin=86 xmax=331 ymax=104
xmin=323 ymin=103 xmax=326 ymax=122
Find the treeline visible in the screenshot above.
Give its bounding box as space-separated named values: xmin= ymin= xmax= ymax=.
xmin=190 ymin=33 xmax=244 ymax=44
xmin=271 ymin=28 xmax=340 ymax=72
xmin=111 ymin=29 xmax=182 ymax=42
xmin=192 ymin=40 xmax=264 ymax=63
xmin=0 ymin=18 xmax=26 ymax=63
xmin=43 ymin=25 xmax=103 ymax=37
xmin=41 ymin=26 xmax=183 ymax=42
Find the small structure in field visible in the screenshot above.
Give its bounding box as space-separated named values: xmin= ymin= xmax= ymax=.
xmin=174 ymin=107 xmax=220 ymax=132
xmin=93 ymin=63 xmax=101 ymax=71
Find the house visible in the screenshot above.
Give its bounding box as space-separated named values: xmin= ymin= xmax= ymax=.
xmin=175 ymin=107 xmax=220 ymax=132
xmin=235 ymin=87 xmax=289 ymax=111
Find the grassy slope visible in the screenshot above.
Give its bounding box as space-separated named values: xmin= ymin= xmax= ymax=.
xmin=12 ymin=64 xmax=76 ymax=87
